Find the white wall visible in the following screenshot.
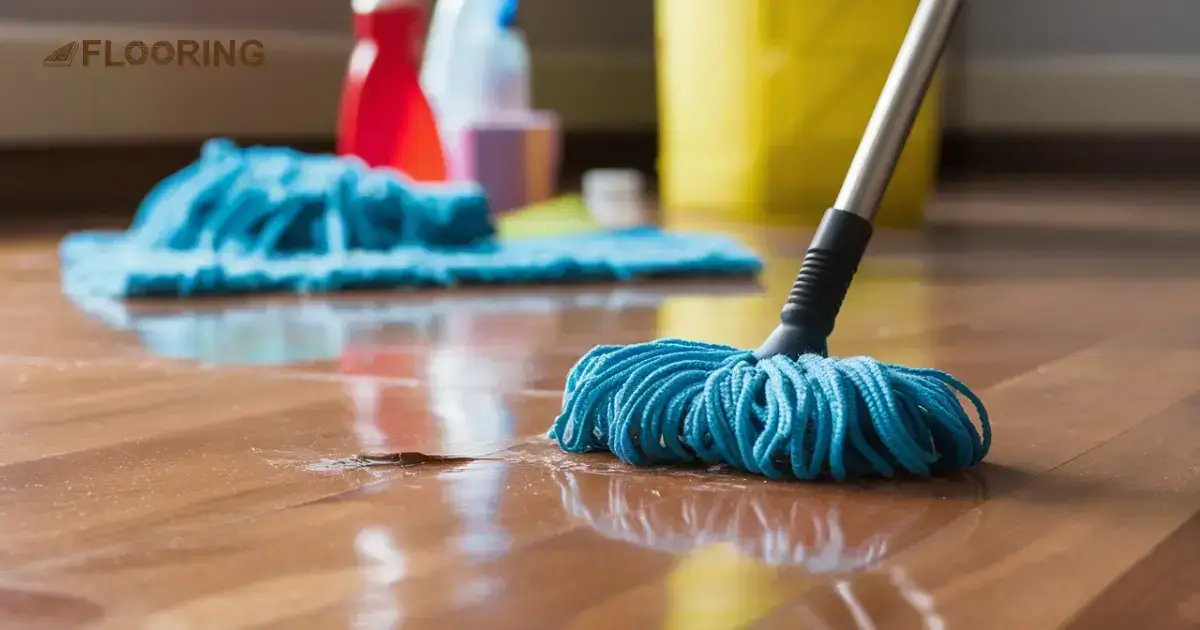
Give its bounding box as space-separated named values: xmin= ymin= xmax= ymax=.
xmin=958 ymin=0 xmax=1200 ymax=58
xmin=948 ymin=0 xmax=1200 ymax=132
xmin=3 ymin=0 xmax=1200 ymax=142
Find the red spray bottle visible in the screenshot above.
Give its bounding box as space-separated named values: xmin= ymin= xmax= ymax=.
xmin=337 ymin=0 xmax=448 ymax=181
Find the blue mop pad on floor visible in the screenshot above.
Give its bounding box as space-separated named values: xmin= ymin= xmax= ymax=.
xmin=60 ymin=139 xmax=762 ymax=299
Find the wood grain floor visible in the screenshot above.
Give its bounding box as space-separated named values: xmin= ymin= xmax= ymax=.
xmin=3 ymin=178 xmax=1200 ymax=629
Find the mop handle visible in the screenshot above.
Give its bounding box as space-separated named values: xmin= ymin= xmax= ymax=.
xmin=835 ymin=0 xmax=963 ymax=221
xmin=755 ymin=0 xmax=964 ymax=360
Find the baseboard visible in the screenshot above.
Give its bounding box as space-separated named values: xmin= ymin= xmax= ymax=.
xmin=945 ymin=54 xmax=1200 ymax=133
xmin=3 ymin=131 xmax=1198 ymax=229
xmin=0 ymin=131 xmax=660 ymax=217
xmin=0 ymin=20 xmax=657 ymax=145
xmin=941 ymin=132 xmax=1200 ymax=178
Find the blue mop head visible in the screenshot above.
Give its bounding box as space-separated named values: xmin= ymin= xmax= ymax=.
xmin=549 ymin=339 xmax=990 ymax=481
xmin=59 ymin=139 xmax=761 ymax=298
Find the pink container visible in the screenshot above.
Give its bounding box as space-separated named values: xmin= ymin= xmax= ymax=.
xmin=448 ymin=111 xmax=560 ymax=215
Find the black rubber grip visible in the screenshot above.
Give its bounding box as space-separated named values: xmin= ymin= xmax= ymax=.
xmin=779 ymin=208 xmax=874 ymax=336
xmin=754 ymin=208 xmax=874 ymax=359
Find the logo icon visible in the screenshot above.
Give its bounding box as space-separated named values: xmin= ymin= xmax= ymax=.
xmin=43 ymin=41 xmax=78 ymax=67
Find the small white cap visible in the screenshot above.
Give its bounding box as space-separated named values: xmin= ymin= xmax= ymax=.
xmin=582 ymin=169 xmax=648 ymax=228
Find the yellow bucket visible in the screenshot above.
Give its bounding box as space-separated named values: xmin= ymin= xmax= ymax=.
xmin=656 ymin=0 xmax=940 ymax=229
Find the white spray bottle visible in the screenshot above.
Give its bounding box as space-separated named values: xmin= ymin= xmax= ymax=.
xmin=421 ymin=0 xmax=553 ymax=213
xmin=419 ymin=0 xmax=508 ymax=158
xmin=481 ymin=0 xmax=531 ymax=118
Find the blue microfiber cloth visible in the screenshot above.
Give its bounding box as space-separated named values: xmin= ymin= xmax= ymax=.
xmin=60 ymin=139 xmax=762 ymax=299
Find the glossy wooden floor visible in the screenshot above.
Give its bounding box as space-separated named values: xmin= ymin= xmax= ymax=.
xmin=4 ymin=178 xmax=1200 ymax=630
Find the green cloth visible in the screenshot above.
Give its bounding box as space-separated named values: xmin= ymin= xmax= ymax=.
xmin=497 ymin=195 xmax=599 ymax=239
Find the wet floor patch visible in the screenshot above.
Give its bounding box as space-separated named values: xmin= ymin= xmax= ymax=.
xmin=307 ymin=452 xmax=477 ymax=471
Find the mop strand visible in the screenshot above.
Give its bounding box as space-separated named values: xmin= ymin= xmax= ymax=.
xmin=549 ymin=339 xmax=990 ymax=481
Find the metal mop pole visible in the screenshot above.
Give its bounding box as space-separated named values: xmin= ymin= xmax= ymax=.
xmin=755 ymin=0 xmax=965 ymax=359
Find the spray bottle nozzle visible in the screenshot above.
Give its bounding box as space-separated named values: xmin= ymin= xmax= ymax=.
xmin=498 ymin=0 xmax=518 ymax=28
